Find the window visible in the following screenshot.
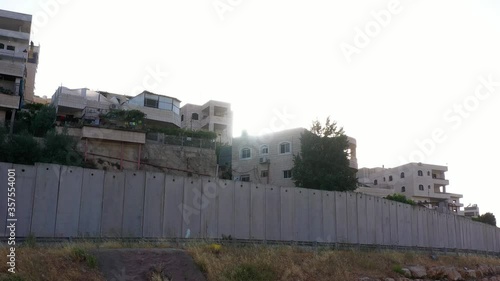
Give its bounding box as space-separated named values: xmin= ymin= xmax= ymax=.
xmin=181 ymin=115 xmax=184 ymax=121
xmin=6 ymin=45 xmax=15 ymax=51
xmin=419 ymin=184 xmax=424 ymax=191
xmin=383 ymin=177 xmax=386 ymax=182
xmin=144 ymin=94 xmax=159 ymax=108
xmin=374 ymin=180 xmax=378 ymax=185
xmin=400 ymin=172 xmax=405 ymax=178
xmin=401 ymin=186 xmax=406 ymax=192
xmin=389 ymin=175 xmax=393 ymax=181
xmin=418 ymin=170 xmax=423 ymax=176
xmin=240 ymin=175 xmax=250 ymax=182
xmin=428 ymin=185 xmax=431 ymax=189
xmin=260 ymin=145 xmax=269 ymax=155
xmin=191 ymin=113 xmax=199 ymax=120
xmin=0 ymin=43 xmax=4 ymax=49
xmin=261 ymin=170 xmax=269 ymax=178
xmin=279 ymin=142 xmax=291 ymax=154
xmin=241 ymin=148 xmax=251 ymax=159
xmin=283 ymin=170 xmax=292 ymax=179
xmin=427 ymin=171 xmax=430 ymax=176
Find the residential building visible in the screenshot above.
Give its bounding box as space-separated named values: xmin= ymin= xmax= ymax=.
xmin=0 ymin=9 xmax=32 ymax=126
xmin=231 ymin=127 xmax=358 ymax=187
xmin=464 ymin=204 xmax=480 ymax=218
xmin=181 ymin=100 xmax=232 ymax=144
xmin=356 ymin=163 xmax=464 ymax=215
xmin=51 ymin=86 xmax=181 ymax=128
xmin=24 ymin=41 xmax=40 ymax=103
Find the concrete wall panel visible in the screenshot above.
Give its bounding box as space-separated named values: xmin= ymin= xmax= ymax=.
xmin=143 ymin=172 xmax=165 ymax=237
xmin=437 ymin=213 xmax=447 ymax=248
xmin=410 ymin=207 xmax=418 ymax=247
xmin=346 ymin=193 xmax=358 ymax=244
xmin=31 ymin=164 xmax=61 ymax=237
xmin=280 ymin=187 xmax=294 ymax=241
xmin=182 ymin=178 xmax=202 ymax=238
xmin=201 ymin=178 xmax=218 ymax=239
xmin=163 ymin=175 xmax=184 ymax=238
xmin=356 ymin=194 xmax=368 ymax=244
xmin=334 ymin=192 xmax=348 ymax=243
xmin=234 ymin=181 xmax=251 ymax=239
xmin=250 ymin=183 xmax=265 ymax=240
xmin=294 ymin=188 xmax=309 ymax=241
xmin=446 ymin=214 xmax=457 ymax=249
xmin=0 ymin=162 xmax=13 ymax=237
xmin=416 ymin=208 xmax=427 ymax=247
xmin=79 ymin=169 xmax=105 ymax=237
xmin=428 ymin=211 xmax=439 ymax=248
xmin=373 ymin=197 xmax=384 ymax=245
xmin=309 ymin=189 xmax=323 ymax=242
xmin=389 ymin=201 xmax=398 ymax=245
xmin=397 ymin=203 xmax=412 ymax=247
xmin=55 ymin=166 xmax=83 ymax=237
xmin=217 ymin=180 xmax=234 ymax=238
xmin=265 ymin=185 xmax=280 ymax=241
xmin=365 ymin=195 xmax=376 ymax=245
xmin=381 ymin=199 xmax=391 ymax=245
xmin=101 ymin=171 xmax=125 ymax=237
xmin=11 ymin=165 xmax=36 ymax=237
xmin=122 ymin=170 xmax=145 ymax=237
xmin=322 ymin=191 xmax=336 ymax=243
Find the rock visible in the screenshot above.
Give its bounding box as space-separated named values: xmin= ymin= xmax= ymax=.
xmin=490 ymin=277 xmax=499 ymax=281
xmin=443 ymin=267 xmax=463 ymax=281
xmin=358 ymin=278 xmax=380 ymax=281
xmin=383 ymin=279 xmax=395 ymax=281
xmin=400 ymin=268 xmax=412 ymax=278
xmin=494 ymin=266 xmax=500 ymax=275
xmin=408 ymin=266 xmax=427 ymax=278
xmin=396 ymin=278 xmax=411 ymax=281
xmin=427 ymin=266 xmax=446 ymax=279
xmin=463 ymin=270 xmax=477 ymax=279
xmin=478 ymin=265 xmax=493 ymax=276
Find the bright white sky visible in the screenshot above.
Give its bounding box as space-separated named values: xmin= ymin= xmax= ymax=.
xmin=3 ymin=0 xmax=500 ymax=218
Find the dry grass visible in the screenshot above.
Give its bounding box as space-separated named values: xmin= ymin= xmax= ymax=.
xmin=187 ymin=244 xmax=500 ymax=281
xmin=0 ymin=244 xmax=104 ymax=281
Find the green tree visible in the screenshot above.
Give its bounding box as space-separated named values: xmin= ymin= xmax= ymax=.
xmin=472 ymin=212 xmax=496 ymax=227
xmin=0 ymin=133 xmax=41 ymax=165
xmin=31 ymin=105 xmax=56 ymax=137
xmin=292 ymin=117 xmax=358 ymax=191
xmin=41 ymin=129 xmax=83 ymax=166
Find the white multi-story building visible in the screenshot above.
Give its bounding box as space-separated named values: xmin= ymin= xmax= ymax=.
xmin=51 ymin=87 xmax=182 ymax=128
xmin=0 ymin=9 xmax=32 ymax=126
xmin=356 ymin=163 xmax=464 ymax=215
xmin=232 ymin=127 xmax=358 ymax=187
xmin=180 ymin=100 xmax=232 ymax=144
xmin=464 ymin=204 xmax=480 ymax=218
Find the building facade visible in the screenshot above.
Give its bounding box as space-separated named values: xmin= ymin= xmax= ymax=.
xmin=51 ymin=87 xmax=182 ymax=128
xmin=0 ymin=9 xmax=32 ymax=126
xmin=24 ymin=41 xmax=40 ymax=103
xmin=464 ymin=204 xmax=480 ymax=218
xmin=356 ymin=163 xmax=464 ymax=215
xmin=232 ymin=128 xmax=358 ymax=187
xmin=180 ymin=100 xmax=232 ymax=144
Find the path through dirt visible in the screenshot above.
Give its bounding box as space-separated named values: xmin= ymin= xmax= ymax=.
xmin=91 ymin=248 xmax=206 ymax=281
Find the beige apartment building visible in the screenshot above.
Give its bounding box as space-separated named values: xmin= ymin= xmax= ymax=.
xmin=0 ymin=9 xmax=32 ymax=126
xmin=232 ymin=128 xmax=358 ymax=187
xmin=180 ymin=100 xmax=232 ymax=144
xmin=356 ymin=163 xmax=464 ymax=215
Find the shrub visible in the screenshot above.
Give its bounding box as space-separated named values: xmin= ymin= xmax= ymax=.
xmin=41 ymin=129 xmax=82 ymax=166
xmin=223 ymin=264 xmax=277 ymax=281
xmin=385 ymin=194 xmax=416 ymax=205
xmin=71 ymin=247 xmax=98 ymax=269
xmin=30 ymin=105 xmax=56 ymax=137
xmin=0 ymin=133 xmax=41 ymax=164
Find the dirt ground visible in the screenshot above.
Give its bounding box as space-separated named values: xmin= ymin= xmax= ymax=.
xmin=91 ymin=248 xmax=206 ymax=281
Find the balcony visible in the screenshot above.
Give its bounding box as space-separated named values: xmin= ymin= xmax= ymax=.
xmin=432 ymin=176 xmax=449 ymax=185
xmin=0 ymin=93 xmax=20 ymax=109
xmin=0 ymin=60 xmax=24 ymax=77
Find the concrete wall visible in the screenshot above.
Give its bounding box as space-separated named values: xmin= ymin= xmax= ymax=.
xmin=0 ymin=162 xmax=499 ymax=253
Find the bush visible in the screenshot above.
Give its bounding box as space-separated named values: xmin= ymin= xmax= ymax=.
xmin=41 ymin=129 xmax=82 ymax=166
xmin=71 ymin=247 xmax=98 ymax=269
xmin=385 ymin=194 xmax=416 ymax=205
xmin=30 ymin=105 xmax=56 ymax=137
xmin=0 ymin=133 xmax=41 ymax=165
xmin=223 ymin=264 xmax=277 ymax=281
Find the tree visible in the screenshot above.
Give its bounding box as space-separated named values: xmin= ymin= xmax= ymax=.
xmin=31 ymin=105 xmax=56 ymax=137
xmin=384 ymin=194 xmax=416 ymax=205
xmin=473 ymin=212 xmax=496 ymax=227
xmin=292 ymin=117 xmax=358 ymax=191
